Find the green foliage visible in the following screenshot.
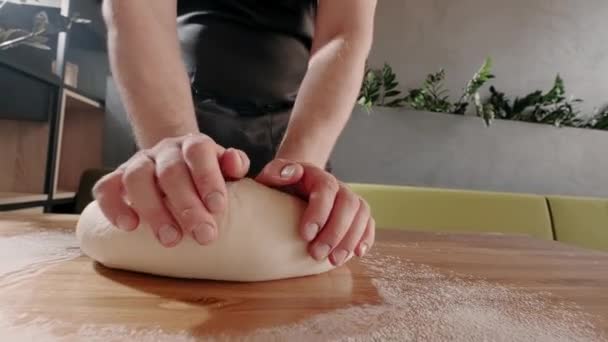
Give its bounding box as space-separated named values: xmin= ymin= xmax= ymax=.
xmin=357 ymin=59 xmax=606 ymax=131
xmin=487 ymin=75 xmax=584 ymax=128
xmin=592 ymin=108 xmax=608 ymax=130
xmin=402 ymin=57 xmax=495 ymax=125
xmin=454 ymin=57 xmax=495 ymax=115
xmin=358 ymin=63 xmax=404 ymax=111
xmin=358 ymin=66 xmax=381 ymax=111
xmin=403 ymin=69 xmax=452 ymax=113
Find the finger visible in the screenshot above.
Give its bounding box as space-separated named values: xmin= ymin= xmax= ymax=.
xmin=155 ymin=146 xmax=218 ymax=245
xmin=299 ymin=170 xmax=340 ymax=242
xmin=356 ymin=217 xmax=376 ymax=257
xmin=309 ymin=185 xmax=360 ymax=261
xmin=220 ymin=148 xmax=250 ymax=180
xmin=329 ymin=199 xmax=370 ymax=266
xmin=255 ymin=158 xmax=304 ymax=187
xmin=122 ymin=152 xmax=181 ymax=247
xmin=182 ymin=135 xmax=227 ymax=215
xmin=92 ymin=170 xmax=138 ymax=231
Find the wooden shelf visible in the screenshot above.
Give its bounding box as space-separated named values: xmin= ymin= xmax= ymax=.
xmin=54 ymin=190 xmax=76 ymax=200
xmin=0 ymin=119 xmax=49 ymax=195
xmin=0 ymin=192 xmax=47 ymax=206
xmin=53 ymin=90 xmax=104 ymax=195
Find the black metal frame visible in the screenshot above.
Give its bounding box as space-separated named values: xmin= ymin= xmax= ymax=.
xmin=42 ymin=30 xmax=70 ymax=213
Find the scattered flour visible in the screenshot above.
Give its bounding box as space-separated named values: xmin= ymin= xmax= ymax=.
xmin=0 ymin=238 xmax=605 ymax=341
xmin=0 ymin=231 xmax=80 ymax=285
xmin=238 ymin=253 xmax=606 ymax=342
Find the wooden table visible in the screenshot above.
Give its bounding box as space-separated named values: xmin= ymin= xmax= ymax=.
xmin=0 ymin=212 xmax=607 ymax=341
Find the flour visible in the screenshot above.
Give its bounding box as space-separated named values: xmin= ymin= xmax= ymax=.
xmin=0 ymin=239 xmax=605 ymax=341
xmin=241 ymin=249 xmax=606 ymax=342
xmin=0 ymin=231 xmax=80 ymax=285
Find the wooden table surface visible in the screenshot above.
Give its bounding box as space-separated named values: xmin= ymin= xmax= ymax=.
xmin=0 ymin=212 xmax=607 ymax=341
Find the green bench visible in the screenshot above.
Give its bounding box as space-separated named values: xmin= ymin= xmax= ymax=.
xmin=547 ymin=196 xmax=608 ymax=252
xmin=349 ymin=183 xmax=553 ymax=241
xmin=350 ymin=183 xmax=608 ymax=252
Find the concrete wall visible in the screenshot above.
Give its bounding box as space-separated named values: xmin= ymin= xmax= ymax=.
xmin=369 ymin=0 xmax=608 ymax=114
xmin=331 ymin=108 xmax=608 ymax=198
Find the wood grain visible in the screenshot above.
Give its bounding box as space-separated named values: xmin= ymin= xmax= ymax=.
xmin=55 ymin=91 xmax=104 ymax=193
xmin=0 ymin=213 xmax=607 ymax=340
xmin=0 ymin=119 xmax=48 ymax=194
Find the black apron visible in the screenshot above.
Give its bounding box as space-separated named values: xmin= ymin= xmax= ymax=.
xmin=177 ymin=0 xmax=317 ymax=175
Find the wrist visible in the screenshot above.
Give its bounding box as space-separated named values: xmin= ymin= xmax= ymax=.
xmin=135 ymin=119 xmax=199 ymax=149
xmin=276 ymin=136 xmax=327 ymax=168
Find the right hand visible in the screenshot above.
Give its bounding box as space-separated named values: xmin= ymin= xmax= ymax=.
xmin=92 ymin=133 xmax=250 ymax=248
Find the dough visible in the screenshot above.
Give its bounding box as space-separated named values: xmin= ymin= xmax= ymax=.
xmin=76 ymin=178 xmax=345 ymax=282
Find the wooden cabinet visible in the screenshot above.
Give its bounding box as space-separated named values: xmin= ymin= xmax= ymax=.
xmin=0 ymin=87 xmax=104 ymax=210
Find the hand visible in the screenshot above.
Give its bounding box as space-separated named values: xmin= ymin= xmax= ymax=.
xmin=256 ymin=159 xmax=375 ymax=266
xmin=92 ymin=133 xmax=250 ymax=248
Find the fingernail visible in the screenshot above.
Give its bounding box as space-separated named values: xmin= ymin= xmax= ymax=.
xmin=158 ymin=224 xmax=180 ymax=246
xmin=280 ymin=164 xmax=297 ymax=178
xmin=359 ymin=243 xmax=369 ymax=256
xmin=303 ymin=223 xmax=319 ymax=241
xmin=116 ymin=214 xmax=136 ymax=231
xmin=331 ymin=249 xmax=349 ymax=266
xmin=205 ymin=192 xmax=225 ymax=213
xmin=193 ymin=223 xmax=216 ymax=245
xmin=313 ymin=243 xmax=332 ymax=260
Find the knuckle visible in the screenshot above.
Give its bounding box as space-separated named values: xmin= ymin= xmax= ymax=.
xmin=123 ymin=161 xmax=154 ymax=185
xmin=183 ymin=137 xmax=214 ymax=160
xmin=338 ymin=188 xmax=360 ymax=212
xmin=156 ymin=160 xmax=185 ymax=183
xmin=193 ymin=171 xmax=221 ymax=191
xmin=157 ymin=137 xmax=177 ymax=149
xmin=319 ymin=178 xmax=339 ymax=194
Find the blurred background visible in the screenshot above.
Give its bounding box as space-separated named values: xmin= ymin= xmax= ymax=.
xmin=1 ymin=0 xmax=607 ymax=215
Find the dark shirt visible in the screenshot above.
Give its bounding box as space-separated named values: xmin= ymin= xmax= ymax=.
xmin=177 ymin=0 xmax=317 ymax=108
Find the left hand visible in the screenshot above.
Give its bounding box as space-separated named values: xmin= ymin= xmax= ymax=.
xmin=256 ymin=159 xmax=375 ymax=266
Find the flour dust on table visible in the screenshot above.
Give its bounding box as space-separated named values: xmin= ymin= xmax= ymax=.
xmin=0 ymin=231 xmax=80 ymax=287
xmin=0 ymin=245 xmax=607 ymax=342
xmin=77 ymin=178 xmax=346 ymax=282
xmin=1 ymin=243 xmax=604 ymax=341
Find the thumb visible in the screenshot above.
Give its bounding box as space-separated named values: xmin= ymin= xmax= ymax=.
xmin=255 ymin=159 xmax=304 ymax=187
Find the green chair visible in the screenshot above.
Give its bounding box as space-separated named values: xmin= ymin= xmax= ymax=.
xmin=348 ymin=183 xmax=554 ymax=240
xmin=547 ymin=196 xmax=608 ymax=251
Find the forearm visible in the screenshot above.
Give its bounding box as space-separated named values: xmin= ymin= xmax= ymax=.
xmin=103 ymin=0 xmax=198 ymax=149
xmin=277 ymin=38 xmax=368 ymax=167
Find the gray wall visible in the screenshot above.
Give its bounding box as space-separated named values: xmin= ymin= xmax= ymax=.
xmin=369 ymin=0 xmax=608 ymax=114
xmin=332 ymin=108 xmax=608 ymax=198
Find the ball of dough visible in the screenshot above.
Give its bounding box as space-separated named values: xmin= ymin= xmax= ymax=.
xmin=76 ymin=178 xmax=344 ymax=282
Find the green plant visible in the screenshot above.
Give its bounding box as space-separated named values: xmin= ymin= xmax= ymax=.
xmin=358 ymin=63 xmax=404 ymax=111
xmin=594 ymin=111 xmax=608 ymax=129
xmin=583 ymin=107 xmax=608 ymax=130
xmin=487 ymin=75 xmax=583 ymax=128
xmin=454 ymin=57 xmax=495 ymax=114
xmin=402 ymin=57 xmax=495 ymax=125
xmin=358 ymin=66 xmax=381 ymax=110
xmin=403 ymin=69 xmax=452 ymax=113
xmin=356 ymin=57 xmax=607 ymax=131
